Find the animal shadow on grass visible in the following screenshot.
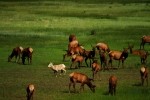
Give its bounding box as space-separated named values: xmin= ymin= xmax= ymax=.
xmin=102 ymin=91 xmax=109 ymax=95
xmin=132 ymin=82 xmax=142 ymax=87
xmin=61 ymin=90 xmax=79 ymax=94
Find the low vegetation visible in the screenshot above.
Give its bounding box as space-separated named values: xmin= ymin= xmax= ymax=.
xmin=0 ymin=0 xmax=150 ymax=100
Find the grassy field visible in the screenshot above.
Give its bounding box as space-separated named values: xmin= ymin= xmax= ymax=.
xmin=0 ymin=0 xmax=150 ymax=100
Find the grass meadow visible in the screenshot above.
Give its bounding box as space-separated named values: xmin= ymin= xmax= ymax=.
xmin=0 ymin=0 xmax=150 ymax=100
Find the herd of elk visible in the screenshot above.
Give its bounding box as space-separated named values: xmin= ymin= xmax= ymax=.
xmin=7 ymin=34 xmax=149 ymax=98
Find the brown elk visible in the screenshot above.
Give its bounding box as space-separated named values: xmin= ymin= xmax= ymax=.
xmin=91 ymin=60 xmax=101 ymax=80
xmin=70 ymin=54 xmax=84 ymax=69
xmin=128 ymin=44 xmax=149 ymax=64
xmin=26 ymin=84 xmax=35 ymax=100
xmin=96 ymin=42 xmax=110 ymax=53
xmin=99 ymin=50 xmax=108 ymax=70
xmin=140 ymin=35 xmax=150 ymax=49
xmin=22 ymin=47 xmax=33 ymax=65
xmin=69 ymin=72 xmax=96 ymax=93
xmin=8 ymin=46 xmax=23 ymax=63
xmin=109 ymin=75 xmax=117 ymax=96
xmin=108 ymin=48 xmax=128 ymax=68
xmin=140 ymin=66 xmax=148 ymax=86
xmin=69 ymin=34 xmax=77 ymax=42
xmin=83 ymin=46 xmax=96 ymax=67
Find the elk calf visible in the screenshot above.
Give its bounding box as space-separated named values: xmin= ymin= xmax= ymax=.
xmin=109 ymin=75 xmax=117 ymax=96
xmin=70 ymin=54 xmax=84 ymax=69
xmin=26 ymin=84 xmax=35 ymax=100
xmin=22 ymin=47 xmax=33 ymax=65
xmin=140 ymin=66 xmax=148 ymax=86
xmin=69 ymin=72 xmax=96 ymax=93
xmin=92 ymin=60 xmax=101 ymax=80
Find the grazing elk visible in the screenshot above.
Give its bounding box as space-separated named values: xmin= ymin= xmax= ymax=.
xmin=26 ymin=84 xmax=35 ymax=100
xmin=128 ymin=44 xmax=149 ymax=64
xmin=48 ymin=62 xmax=66 ymax=77
xmin=8 ymin=46 xmax=23 ymax=63
xmin=109 ymin=75 xmax=117 ymax=96
xmin=96 ymin=42 xmax=110 ymax=53
xmin=22 ymin=47 xmax=33 ymax=65
xmin=69 ymin=72 xmax=96 ymax=93
xmin=140 ymin=66 xmax=148 ymax=86
xmin=83 ymin=46 xmax=96 ymax=67
xmin=70 ymin=54 xmax=84 ymax=69
xmin=108 ymin=48 xmax=128 ymax=68
xmin=140 ymin=35 xmax=150 ymax=49
xmin=91 ymin=60 xmax=101 ymax=80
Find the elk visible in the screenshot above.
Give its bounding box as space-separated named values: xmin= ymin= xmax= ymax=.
xmin=8 ymin=46 xmax=23 ymax=63
xmin=140 ymin=66 xmax=148 ymax=86
xmin=69 ymin=34 xmax=77 ymax=42
xmin=109 ymin=75 xmax=117 ymax=96
xmin=26 ymin=84 xmax=35 ymax=100
xmin=140 ymin=35 xmax=150 ymax=49
xmin=108 ymin=48 xmax=128 ymax=68
xmin=63 ymin=45 xmax=84 ymax=61
xmin=91 ymin=60 xmax=101 ymax=80
xmin=69 ymin=72 xmax=96 ymax=93
xmin=22 ymin=47 xmax=33 ymax=65
xmin=83 ymin=46 xmax=96 ymax=67
xmin=128 ymin=44 xmax=149 ymax=64
xmin=99 ymin=50 xmax=108 ymax=70
xmin=48 ymin=62 xmax=66 ymax=77
xmin=70 ymin=54 xmax=84 ymax=69
xmin=96 ymin=42 xmax=110 ymax=53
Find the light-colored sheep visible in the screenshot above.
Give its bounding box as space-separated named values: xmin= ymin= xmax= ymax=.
xmin=48 ymin=62 xmax=66 ymax=77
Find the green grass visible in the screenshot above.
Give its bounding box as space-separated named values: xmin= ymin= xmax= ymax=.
xmin=0 ymin=0 xmax=150 ymax=100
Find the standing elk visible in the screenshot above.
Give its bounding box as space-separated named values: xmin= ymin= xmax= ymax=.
xmin=108 ymin=48 xmax=128 ymax=68
xmin=69 ymin=72 xmax=96 ymax=93
xmin=26 ymin=84 xmax=35 ymax=100
xmin=140 ymin=66 xmax=148 ymax=86
xmin=128 ymin=44 xmax=149 ymax=64
xmin=91 ymin=60 xmax=101 ymax=80
xmin=70 ymin=54 xmax=84 ymax=69
xmin=140 ymin=35 xmax=150 ymax=49
xmin=83 ymin=46 xmax=96 ymax=67
xmin=8 ymin=46 xmax=23 ymax=63
xmin=109 ymin=75 xmax=117 ymax=96
xmin=22 ymin=47 xmax=33 ymax=65
xmin=99 ymin=50 xmax=108 ymax=70
xmin=96 ymin=42 xmax=110 ymax=53
xmin=48 ymin=62 xmax=66 ymax=77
